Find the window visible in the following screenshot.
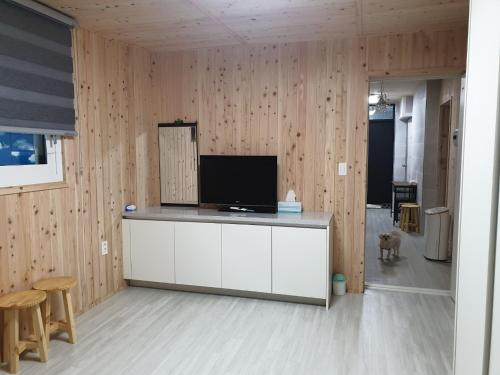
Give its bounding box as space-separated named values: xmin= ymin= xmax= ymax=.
xmin=0 ymin=133 xmax=47 ymax=166
xmin=369 ymin=104 xmax=395 ymax=120
xmin=0 ymin=132 xmax=63 ymax=188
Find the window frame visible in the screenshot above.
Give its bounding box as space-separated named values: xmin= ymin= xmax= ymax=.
xmin=0 ymin=135 xmax=64 ymax=189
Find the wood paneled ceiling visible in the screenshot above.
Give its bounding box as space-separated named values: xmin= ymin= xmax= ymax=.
xmin=41 ymin=0 xmax=469 ymax=51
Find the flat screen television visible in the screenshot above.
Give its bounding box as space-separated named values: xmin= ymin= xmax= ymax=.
xmin=200 ymin=155 xmax=277 ymax=213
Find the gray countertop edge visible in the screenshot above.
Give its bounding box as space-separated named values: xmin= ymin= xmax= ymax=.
xmin=122 ymin=208 xmax=333 ymax=229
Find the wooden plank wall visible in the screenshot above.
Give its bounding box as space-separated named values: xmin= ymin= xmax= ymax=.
xmin=0 ymin=29 xmax=468 ymax=349
xmin=0 ymin=28 xmax=158 ymax=354
xmin=151 ymin=28 xmax=467 ymax=292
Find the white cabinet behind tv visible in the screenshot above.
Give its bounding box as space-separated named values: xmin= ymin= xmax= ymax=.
xmin=122 ymin=208 xmax=333 ymax=308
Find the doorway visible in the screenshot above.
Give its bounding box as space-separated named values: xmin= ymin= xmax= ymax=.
xmin=364 ymin=77 xmax=463 ymax=293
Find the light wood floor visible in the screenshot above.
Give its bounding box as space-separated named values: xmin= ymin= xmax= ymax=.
xmin=9 ymin=287 xmax=454 ymax=375
xmin=365 ymin=208 xmax=451 ymax=290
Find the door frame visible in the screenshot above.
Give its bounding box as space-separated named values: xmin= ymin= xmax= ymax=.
xmin=438 ymin=100 xmax=452 ymax=207
xmin=453 ymin=0 xmax=500 ymax=373
xmin=358 ymin=70 xmax=465 ymax=295
xmin=363 ymin=73 xmax=463 ymax=291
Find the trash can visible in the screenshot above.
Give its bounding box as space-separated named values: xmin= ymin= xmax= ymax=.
xmin=424 ymin=207 xmax=450 ymax=260
xmin=333 ymin=273 xmax=346 ymax=296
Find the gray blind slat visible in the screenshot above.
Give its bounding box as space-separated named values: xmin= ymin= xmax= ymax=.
xmin=0 ymin=35 xmax=73 ymax=73
xmin=0 ymin=122 xmax=75 ymax=137
xmin=0 ymin=85 xmax=74 ymax=108
xmin=0 ymin=66 xmax=74 ymax=98
xmin=0 ymin=55 xmax=72 ymax=83
xmin=0 ymin=22 xmax=71 ymax=56
xmin=1 ymin=1 xmax=71 ymax=46
xmin=0 ymin=97 xmax=75 ymax=124
xmin=0 ymin=0 xmax=75 ymax=136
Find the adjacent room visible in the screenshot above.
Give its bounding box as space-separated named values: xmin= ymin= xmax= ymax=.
xmin=365 ymin=77 xmax=464 ymax=295
xmin=1 ymin=0 xmax=500 ymax=375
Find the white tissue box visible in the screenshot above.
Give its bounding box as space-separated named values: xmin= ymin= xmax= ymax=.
xmin=278 ymin=201 xmax=302 ymax=213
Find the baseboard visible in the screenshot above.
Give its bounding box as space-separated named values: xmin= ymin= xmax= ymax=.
xmin=128 ymin=280 xmax=327 ymax=307
xmin=365 ymin=282 xmax=452 ymax=296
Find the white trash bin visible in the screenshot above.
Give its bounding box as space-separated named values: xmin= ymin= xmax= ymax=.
xmin=424 ymin=207 xmax=450 ymax=260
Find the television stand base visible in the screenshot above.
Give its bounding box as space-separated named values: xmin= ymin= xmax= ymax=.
xmin=217 ymin=205 xmax=277 ymax=214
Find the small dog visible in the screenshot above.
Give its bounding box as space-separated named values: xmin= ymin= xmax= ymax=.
xmin=378 ymin=231 xmax=401 ymax=259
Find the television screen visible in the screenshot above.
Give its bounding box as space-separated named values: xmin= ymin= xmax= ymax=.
xmin=200 ymin=155 xmax=277 ymax=210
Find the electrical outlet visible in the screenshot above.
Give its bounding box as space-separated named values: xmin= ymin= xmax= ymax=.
xmin=101 ymin=240 xmax=108 ymax=255
xmin=338 ymin=162 xmax=347 ymax=176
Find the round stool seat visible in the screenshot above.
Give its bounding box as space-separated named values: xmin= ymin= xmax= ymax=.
xmin=0 ymin=290 xmax=46 ymax=310
xmin=33 ymin=276 xmax=77 ymax=292
xmin=400 ymin=203 xmax=421 ymax=233
xmin=401 ymin=203 xmax=419 ymax=208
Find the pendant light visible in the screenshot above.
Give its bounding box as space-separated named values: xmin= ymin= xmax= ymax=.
xmin=375 ymin=81 xmax=391 ymax=112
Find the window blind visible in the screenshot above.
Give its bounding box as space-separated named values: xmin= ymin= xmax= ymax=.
xmin=0 ymin=0 xmax=76 ymax=136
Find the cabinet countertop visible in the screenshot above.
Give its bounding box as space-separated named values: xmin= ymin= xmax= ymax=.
xmin=123 ymin=206 xmax=333 ymax=229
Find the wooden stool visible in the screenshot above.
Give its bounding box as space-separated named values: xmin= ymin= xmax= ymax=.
xmin=32 ymin=276 xmax=77 ymax=345
xmin=400 ymin=203 xmax=420 ymax=233
xmin=0 ymin=290 xmax=48 ymax=374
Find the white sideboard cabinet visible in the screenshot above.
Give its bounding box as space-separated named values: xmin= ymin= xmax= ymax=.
xmin=122 ymin=207 xmax=333 ymax=308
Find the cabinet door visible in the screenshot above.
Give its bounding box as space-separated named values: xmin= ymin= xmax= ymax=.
xmin=130 ymin=220 xmax=175 ymax=283
xmin=272 ymin=227 xmax=326 ymax=299
xmin=222 ymin=224 xmax=271 ymax=293
xmin=175 ymin=222 xmax=221 ymax=288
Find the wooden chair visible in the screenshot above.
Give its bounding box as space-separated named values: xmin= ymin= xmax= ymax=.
xmin=0 ymin=290 xmax=48 ymax=374
xmin=32 ymin=276 xmax=77 ymax=345
xmin=400 ymin=203 xmax=420 ymax=233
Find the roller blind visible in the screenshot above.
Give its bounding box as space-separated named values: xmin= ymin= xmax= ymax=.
xmin=0 ymin=0 xmax=76 ymax=136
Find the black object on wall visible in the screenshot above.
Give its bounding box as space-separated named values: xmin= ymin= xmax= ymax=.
xmin=367 ymin=107 xmax=395 ymax=206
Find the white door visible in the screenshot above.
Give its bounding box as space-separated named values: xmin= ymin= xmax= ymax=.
xmin=130 ymin=219 xmax=175 ymax=283
xmin=272 ymin=226 xmax=326 ymax=299
xmin=222 ymin=224 xmax=271 ymax=293
xmin=175 ymin=222 xmax=222 ymax=288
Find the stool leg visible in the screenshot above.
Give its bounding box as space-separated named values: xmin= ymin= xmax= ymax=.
xmin=40 ymin=296 xmax=51 ymax=341
xmin=4 ymin=309 xmax=19 ymax=374
xmin=62 ymin=290 xmax=77 ymax=344
xmin=400 ymin=209 xmax=406 ymax=231
xmin=31 ymin=305 xmax=48 ymax=363
xmin=3 ymin=312 xmax=9 ymax=367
